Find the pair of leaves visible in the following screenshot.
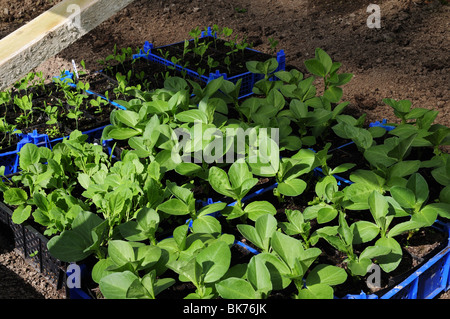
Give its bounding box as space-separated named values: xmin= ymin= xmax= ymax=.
xmin=208 ymin=160 xmax=258 ymax=203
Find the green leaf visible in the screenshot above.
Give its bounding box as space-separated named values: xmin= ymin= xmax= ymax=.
xmin=196 ymin=240 xmax=231 ymax=283
xmin=254 ymin=253 xmax=291 ymax=290
xmin=99 ymin=271 xmax=138 ymax=299
xmin=423 ymin=203 xmax=450 ymax=220
xmin=4 ymin=188 xmax=28 ymax=206
xmin=157 ymin=199 xmax=190 ymax=216
xmin=277 ymin=179 xmax=307 ymax=197
xmin=19 ymin=143 xmax=41 ymax=170
xmin=237 ymin=224 xmax=263 ymax=251
xmin=347 ymin=258 xmax=372 ymax=276
xmin=255 ymin=214 xmax=277 ymax=252
xmin=175 ymin=162 xmax=203 ymax=176
xmin=304 ymin=59 xmax=326 ymax=77
xmin=317 ymin=206 xmax=338 ymax=224
xmin=388 ymin=220 xmax=424 ymax=238
xmin=375 ymin=237 xmax=402 ymax=273
xmin=192 ymin=215 xmax=222 ymax=235
xmin=390 ymin=186 xmax=416 ymax=209
xmin=406 ymin=173 xmax=429 ymax=208
xmin=197 ymin=202 xmax=227 ymax=218
xmin=351 ymin=221 xmax=380 ymax=244
xmin=360 ymin=245 xmax=392 ymax=260
xmin=412 ymin=205 xmax=438 ymax=227
xmin=297 ymin=284 xmax=333 ymax=299
xmin=208 ymin=166 xmax=235 ymax=199
xmin=368 ymin=191 xmax=389 ymax=223
xmin=306 ymin=264 xmax=347 ymax=286
xmin=107 ymin=127 xmax=141 ymax=140
xmin=216 ymin=278 xmax=257 ymax=299
xmin=271 ymin=232 xmax=303 ymax=270
xmin=12 ymin=205 xmax=32 ymax=224
xmin=108 ymin=240 xmax=135 ymax=267
xmin=47 ymin=230 xmax=92 ymax=262
xmin=315 ymin=48 xmax=332 ymax=74
xmin=115 ymin=110 xmax=140 ymax=127
xmin=247 ymin=255 xmax=272 ymax=294
xmin=175 ymin=109 xmax=208 ymax=123
xmin=244 ymin=201 xmax=277 ymax=221
xmin=323 ymin=86 xmax=343 ymax=103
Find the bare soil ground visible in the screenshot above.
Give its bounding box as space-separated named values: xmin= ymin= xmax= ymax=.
xmin=0 ymin=0 xmax=449 ymax=299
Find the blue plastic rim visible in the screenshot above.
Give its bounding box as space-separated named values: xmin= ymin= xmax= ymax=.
xmin=133 ymin=27 xmax=286 ymax=99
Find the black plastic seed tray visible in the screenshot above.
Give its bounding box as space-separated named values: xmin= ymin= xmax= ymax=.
xmin=0 ymin=201 xmax=64 ymax=287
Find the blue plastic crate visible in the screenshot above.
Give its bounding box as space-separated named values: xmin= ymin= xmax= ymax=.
xmin=343 ymin=220 xmax=450 ymax=299
xmin=133 ymin=27 xmax=286 ymax=99
xmin=0 ymin=125 xmax=111 ymax=176
xmin=0 ymin=130 xmax=52 ymax=175
xmin=55 ymin=71 xmax=126 ymax=110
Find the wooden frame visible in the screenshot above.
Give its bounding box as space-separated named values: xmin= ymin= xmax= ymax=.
xmin=0 ymin=0 xmax=135 ymax=90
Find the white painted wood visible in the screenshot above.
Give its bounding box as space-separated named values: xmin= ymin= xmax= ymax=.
xmin=0 ymin=0 xmax=135 ymax=90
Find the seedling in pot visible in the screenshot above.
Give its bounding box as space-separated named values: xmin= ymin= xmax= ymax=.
xmin=14 ymin=94 xmax=34 ymax=128
xmin=65 ymin=91 xmax=87 ymax=130
xmin=0 ymin=118 xmax=21 ymax=148
xmin=315 ymin=210 xmax=393 ymax=276
xmin=90 ymin=95 xmax=108 ymax=114
xmin=304 ymin=48 xmax=353 ymax=103
xmin=37 ymin=101 xmax=59 ymax=125
xmin=268 ymin=37 xmax=279 ymax=56
xmin=206 ymin=56 xmax=219 ymax=74
xmin=207 ymin=160 xmax=259 ymax=220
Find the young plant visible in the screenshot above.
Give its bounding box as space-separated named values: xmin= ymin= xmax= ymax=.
xmin=237 ymin=214 xmax=277 ymax=253
xmin=304 ymin=48 xmax=353 ymax=103
xmin=206 ymin=56 xmax=220 ymax=74
xmin=268 ymin=37 xmax=279 ymax=56
xmin=167 ymin=238 xmax=232 ymax=299
xmin=183 ymin=39 xmax=192 ymax=58
xmin=270 ymin=231 xmax=347 ymax=299
xmin=92 ymin=240 xmax=174 ymax=299
xmin=192 ymin=41 xmax=210 ymax=63
xmin=65 ymin=90 xmax=88 ymax=130
xmin=38 ymin=101 xmax=59 ymax=125
xmin=14 ymin=93 xmax=34 ymax=128
xmin=279 ymin=209 xmax=314 ymax=248
xmin=156 ymin=181 xmax=227 ymax=222
xmin=90 ymin=95 xmax=108 ymax=114
xmin=189 ymin=27 xmax=202 ymax=48
xmin=216 ymin=253 xmax=275 ymax=299
xmin=207 ymin=160 xmax=258 ymax=217
xmin=273 ymin=148 xmax=316 ymax=201
xmin=316 ymin=211 xmax=392 ymax=276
